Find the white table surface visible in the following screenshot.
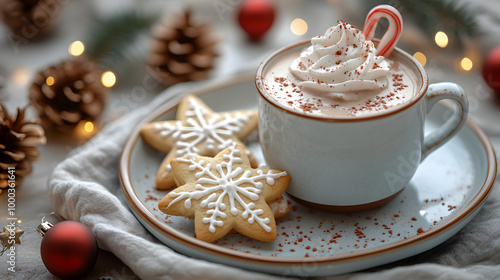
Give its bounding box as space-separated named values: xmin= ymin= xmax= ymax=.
xmin=1 ymin=0 xmax=500 ymax=279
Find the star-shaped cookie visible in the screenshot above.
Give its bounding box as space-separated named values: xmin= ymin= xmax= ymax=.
xmin=0 ymin=226 xmax=24 ymax=247
xmin=159 ymin=142 xmax=290 ymax=243
xmin=141 ymin=95 xmax=258 ymax=190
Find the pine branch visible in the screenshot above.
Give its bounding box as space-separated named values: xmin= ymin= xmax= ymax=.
xmin=403 ymin=0 xmax=478 ymax=38
xmin=425 ymin=0 xmax=478 ymax=37
xmin=363 ymin=0 xmax=479 ymax=43
xmin=84 ymin=12 xmax=157 ymax=72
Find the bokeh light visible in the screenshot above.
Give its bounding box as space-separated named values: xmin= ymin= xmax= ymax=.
xmin=460 ymin=57 xmax=473 ymax=71
xmin=12 ymin=68 xmax=29 ymax=86
xmin=413 ymin=52 xmax=427 ymax=67
xmin=76 ymin=120 xmax=99 ymax=140
xmin=290 ymin=18 xmax=308 ymax=36
xmin=46 ymin=76 xmax=55 ymax=86
xmin=69 ymin=40 xmax=85 ymax=56
xmin=434 ymin=31 xmax=448 ymax=48
xmin=84 ymin=121 xmax=94 ymax=133
xmin=101 ymin=71 xmax=116 ymax=88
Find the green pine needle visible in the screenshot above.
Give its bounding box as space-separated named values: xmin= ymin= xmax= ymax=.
xmin=84 ymin=12 xmax=157 ymax=72
xmin=363 ymin=0 xmax=479 ymax=43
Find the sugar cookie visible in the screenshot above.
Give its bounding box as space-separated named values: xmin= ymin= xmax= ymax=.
xmin=141 ymin=95 xmax=258 ymax=190
xmin=159 ymin=142 xmax=290 ymax=243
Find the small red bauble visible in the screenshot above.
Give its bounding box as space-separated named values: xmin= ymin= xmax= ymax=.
xmin=40 ymin=221 xmax=98 ymax=280
xmin=482 ymin=47 xmax=500 ymax=92
xmin=237 ymin=0 xmax=275 ymax=40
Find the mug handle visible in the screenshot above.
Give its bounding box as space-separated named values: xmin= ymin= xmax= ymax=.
xmin=421 ymin=82 xmax=469 ymax=160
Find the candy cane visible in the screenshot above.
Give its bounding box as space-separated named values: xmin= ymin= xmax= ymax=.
xmin=363 ymin=5 xmax=403 ymax=57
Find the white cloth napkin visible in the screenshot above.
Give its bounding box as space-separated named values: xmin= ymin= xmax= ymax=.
xmin=48 ymin=75 xmax=500 ymax=280
xmin=48 ymin=78 xmax=283 ymax=280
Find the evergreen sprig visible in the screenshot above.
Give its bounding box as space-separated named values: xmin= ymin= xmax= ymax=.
xmin=84 ymin=12 xmax=157 ymax=72
xmin=364 ymin=0 xmax=479 ymax=45
xmin=421 ymin=0 xmax=478 ymax=37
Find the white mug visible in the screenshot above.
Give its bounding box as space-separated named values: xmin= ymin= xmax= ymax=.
xmin=255 ymin=40 xmax=469 ymax=212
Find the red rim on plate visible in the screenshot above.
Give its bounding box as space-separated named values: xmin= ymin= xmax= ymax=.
xmin=119 ymin=74 xmax=497 ymax=267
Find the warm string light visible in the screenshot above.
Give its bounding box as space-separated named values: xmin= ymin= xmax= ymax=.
xmin=101 ymin=71 xmax=116 ymax=88
xmin=69 ymin=41 xmax=85 ymax=56
xmin=46 ymin=76 xmax=55 ymax=86
xmin=460 ymin=57 xmax=473 ymax=71
xmin=76 ymin=120 xmax=99 ymax=140
xmin=431 ymin=31 xmax=474 ymax=71
xmin=434 ymin=31 xmax=448 ymax=48
xmin=290 ymin=18 xmax=308 ymax=36
xmin=12 ymin=68 xmax=29 ymax=86
xmin=413 ymin=52 xmax=427 ymax=67
xmin=84 ymin=121 xmax=94 ymax=133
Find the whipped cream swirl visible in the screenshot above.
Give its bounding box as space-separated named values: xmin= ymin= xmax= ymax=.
xmin=290 ymin=21 xmax=391 ymax=98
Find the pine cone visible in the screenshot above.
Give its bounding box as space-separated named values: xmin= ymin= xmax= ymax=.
xmin=148 ymin=10 xmax=218 ymax=86
xmin=29 ymin=60 xmax=109 ymax=133
xmin=0 ymin=0 xmax=62 ymax=37
xmin=0 ymin=105 xmax=46 ymax=192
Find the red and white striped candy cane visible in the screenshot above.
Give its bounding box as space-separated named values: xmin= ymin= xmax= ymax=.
xmin=363 ymin=5 xmax=403 ymax=57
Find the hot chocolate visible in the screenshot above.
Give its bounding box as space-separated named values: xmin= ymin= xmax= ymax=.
xmin=261 ymin=21 xmax=417 ymax=118
xmin=255 ymin=5 xmax=469 ymax=212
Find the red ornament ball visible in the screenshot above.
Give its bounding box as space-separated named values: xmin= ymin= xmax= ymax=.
xmin=237 ymin=0 xmax=275 ymax=40
xmin=482 ymin=47 xmax=500 ymax=92
xmin=40 ymin=221 xmax=98 ymax=280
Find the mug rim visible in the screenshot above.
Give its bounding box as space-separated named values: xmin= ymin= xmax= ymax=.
xmin=255 ymin=38 xmax=429 ymax=122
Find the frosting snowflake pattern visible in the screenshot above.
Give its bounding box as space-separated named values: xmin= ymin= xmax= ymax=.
xmin=154 ymin=99 xmax=251 ymax=176
xmin=168 ymin=142 xmax=287 ymax=233
xmin=154 ymin=98 xmax=251 ymax=171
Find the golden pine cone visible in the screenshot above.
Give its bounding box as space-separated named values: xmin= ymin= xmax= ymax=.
xmin=29 ymin=59 xmax=109 ymax=133
xmin=0 ymin=105 xmax=46 ymax=192
xmin=148 ymin=10 xmax=219 ymax=86
xmin=0 ymin=0 xmax=62 ymax=37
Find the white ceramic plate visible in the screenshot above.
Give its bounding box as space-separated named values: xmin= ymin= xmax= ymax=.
xmin=119 ymin=74 xmax=497 ymax=277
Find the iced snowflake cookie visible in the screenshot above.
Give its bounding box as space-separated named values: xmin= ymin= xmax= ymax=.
xmin=141 ymin=95 xmax=258 ymax=190
xmin=158 ymin=142 xmax=290 ymax=243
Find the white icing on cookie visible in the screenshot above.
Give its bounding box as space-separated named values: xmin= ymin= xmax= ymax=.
xmin=153 ymin=98 xmax=253 ymax=176
xmin=168 ymin=142 xmax=287 ymax=233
